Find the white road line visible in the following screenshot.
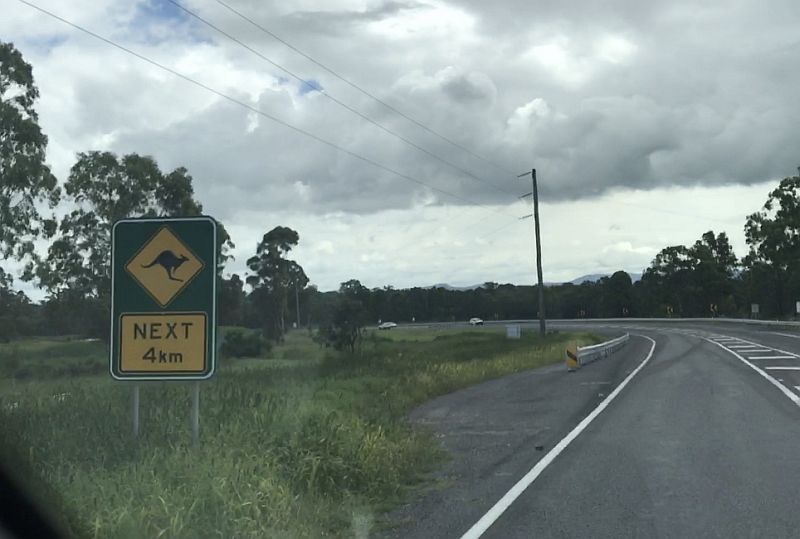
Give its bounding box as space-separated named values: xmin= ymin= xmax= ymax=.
xmin=705 ymin=338 xmax=800 ymax=407
xmin=747 ymin=355 xmax=796 ymax=360
xmin=771 ymin=332 xmax=800 ymax=339
xmin=729 ymin=345 xmax=764 ymax=349
xmin=721 ymin=337 xmax=800 ymax=359
xmin=459 ymin=335 xmax=657 ymax=539
xmin=795 ymin=386 xmax=800 ymax=393
xmin=764 ymin=366 xmax=800 ymax=371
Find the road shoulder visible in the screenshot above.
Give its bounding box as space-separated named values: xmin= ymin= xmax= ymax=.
xmin=381 ymin=333 xmax=652 ymax=538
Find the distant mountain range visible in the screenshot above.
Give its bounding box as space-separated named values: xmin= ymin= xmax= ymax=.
xmin=427 ymin=272 xmax=642 ymax=291
xmin=569 ymin=272 xmax=643 ymax=285
xmin=426 ymin=283 xmax=483 ymax=291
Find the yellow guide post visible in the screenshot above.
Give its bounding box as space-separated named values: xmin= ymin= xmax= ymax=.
xmin=565 ymin=343 xmax=579 ymax=371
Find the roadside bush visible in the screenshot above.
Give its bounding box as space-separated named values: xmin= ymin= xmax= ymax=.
xmin=316 ymin=297 xmax=369 ymax=353
xmin=279 ymin=346 xmax=308 ymax=360
xmin=13 ymin=367 xmax=32 ymax=380
xmin=222 ymin=329 xmax=267 ymax=358
xmin=0 ymin=315 xmax=17 ymax=343
xmin=0 ymin=356 xmax=20 ymax=377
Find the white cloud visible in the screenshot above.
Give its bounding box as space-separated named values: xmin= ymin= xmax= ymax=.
xmin=528 ymin=38 xmax=594 ymax=88
xmin=206 ymin=181 xmax=771 ymax=293
xmin=2 ymin=0 xmax=798 ymax=301
xmin=505 ymin=97 xmax=551 ymax=141
xmin=367 ymin=1 xmax=476 ymax=43
xmin=595 ymin=34 xmax=637 ymax=64
xmin=312 ymin=240 xmax=335 ymax=255
xmin=601 ymin=241 xmax=655 ymax=255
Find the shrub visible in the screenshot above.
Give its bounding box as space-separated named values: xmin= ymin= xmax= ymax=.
xmin=222 ymin=329 xmax=267 ymax=358
xmin=0 ymin=356 xmax=20 ymax=377
xmin=316 ymin=298 xmax=368 ymax=354
xmin=13 ymin=367 xmax=32 ymax=380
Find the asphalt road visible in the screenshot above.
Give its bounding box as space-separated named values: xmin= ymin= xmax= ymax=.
xmin=383 ymin=320 xmax=800 ymax=538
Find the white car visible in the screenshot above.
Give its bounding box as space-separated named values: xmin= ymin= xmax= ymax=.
xmin=469 ymin=317 xmax=484 ymax=326
xmin=378 ymin=322 xmax=397 ymax=330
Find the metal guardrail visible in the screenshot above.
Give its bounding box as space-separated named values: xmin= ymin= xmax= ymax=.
xmin=576 ymin=333 xmax=630 ymax=366
xmin=553 ymin=317 xmax=800 ymax=327
xmin=400 ymin=318 xmax=800 ymax=330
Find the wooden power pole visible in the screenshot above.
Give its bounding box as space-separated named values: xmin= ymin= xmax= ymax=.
xmin=519 ymin=168 xmax=546 ymax=335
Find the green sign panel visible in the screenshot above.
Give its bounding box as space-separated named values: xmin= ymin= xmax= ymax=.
xmin=110 ymin=217 xmax=217 ymax=380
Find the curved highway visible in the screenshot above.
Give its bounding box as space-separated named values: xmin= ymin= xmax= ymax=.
xmin=384 ymin=320 xmax=800 ymax=538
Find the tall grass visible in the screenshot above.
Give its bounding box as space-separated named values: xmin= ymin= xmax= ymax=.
xmin=0 ymin=338 xmax=107 ymax=380
xmin=0 ymin=329 xmax=598 ymax=538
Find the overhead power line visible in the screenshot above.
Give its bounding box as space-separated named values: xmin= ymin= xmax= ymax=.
xmin=474 ymin=218 xmax=523 ymax=243
xmin=607 ymin=199 xmax=734 ymax=225
xmin=389 ymin=204 xmax=519 ymax=257
xmin=213 ymin=0 xmax=516 ymax=177
xmin=166 ymin=0 xmax=518 ymax=198
xmin=18 ymin=0 xmax=512 ymax=217
xmin=441 ymin=218 xmax=525 ymax=263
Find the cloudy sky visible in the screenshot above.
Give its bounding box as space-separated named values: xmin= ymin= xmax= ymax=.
xmin=3 ymin=0 xmax=799 ymax=299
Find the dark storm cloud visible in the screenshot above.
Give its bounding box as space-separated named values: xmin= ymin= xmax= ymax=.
xmin=284 ymin=1 xmax=425 ymax=31
xmin=10 ymin=0 xmax=795 ymax=297
xmin=111 ymin=91 xmax=444 ymax=219
xmin=440 ymin=70 xmax=496 ymax=103
xmin=52 ymin=0 xmax=800 ymax=214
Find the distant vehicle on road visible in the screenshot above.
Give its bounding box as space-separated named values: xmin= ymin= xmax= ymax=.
xmin=378 ymin=322 xmax=397 ymax=330
xmin=469 ymin=317 xmax=484 ymax=326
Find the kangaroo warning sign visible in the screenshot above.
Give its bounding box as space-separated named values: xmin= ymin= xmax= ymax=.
xmin=111 ymin=217 xmax=216 ymax=380
xmin=126 ymin=227 xmax=204 ymax=307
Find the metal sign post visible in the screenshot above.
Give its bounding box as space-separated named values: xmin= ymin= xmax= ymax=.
xmin=111 ymin=216 xmax=217 ymax=443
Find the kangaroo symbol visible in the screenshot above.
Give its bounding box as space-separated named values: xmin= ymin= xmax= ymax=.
xmin=141 ymin=250 xmax=189 ymax=282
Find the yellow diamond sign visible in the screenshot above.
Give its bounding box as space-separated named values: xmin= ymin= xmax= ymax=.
xmin=126 ymin=226 xmax=204 ymax=307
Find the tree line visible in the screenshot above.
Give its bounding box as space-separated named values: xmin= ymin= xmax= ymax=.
xmin=3 ymin=41 xmax=800 ymax=348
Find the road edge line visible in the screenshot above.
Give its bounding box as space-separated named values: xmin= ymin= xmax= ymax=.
xmin=704 ymin=337 xmax=800 ymax=406
xmin=770 ymin=331 xmax=800 ymax=340
xmin=458 ymin=334 xmax=657 ymax=539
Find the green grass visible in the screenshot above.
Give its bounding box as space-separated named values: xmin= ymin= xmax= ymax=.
xmin=0 ymin=337 xmax=107 ymax=380
xmin=270 ymin=330 xmax=326 ymax=362
xmin=0 ymin=328 xmax=599 ymax=538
